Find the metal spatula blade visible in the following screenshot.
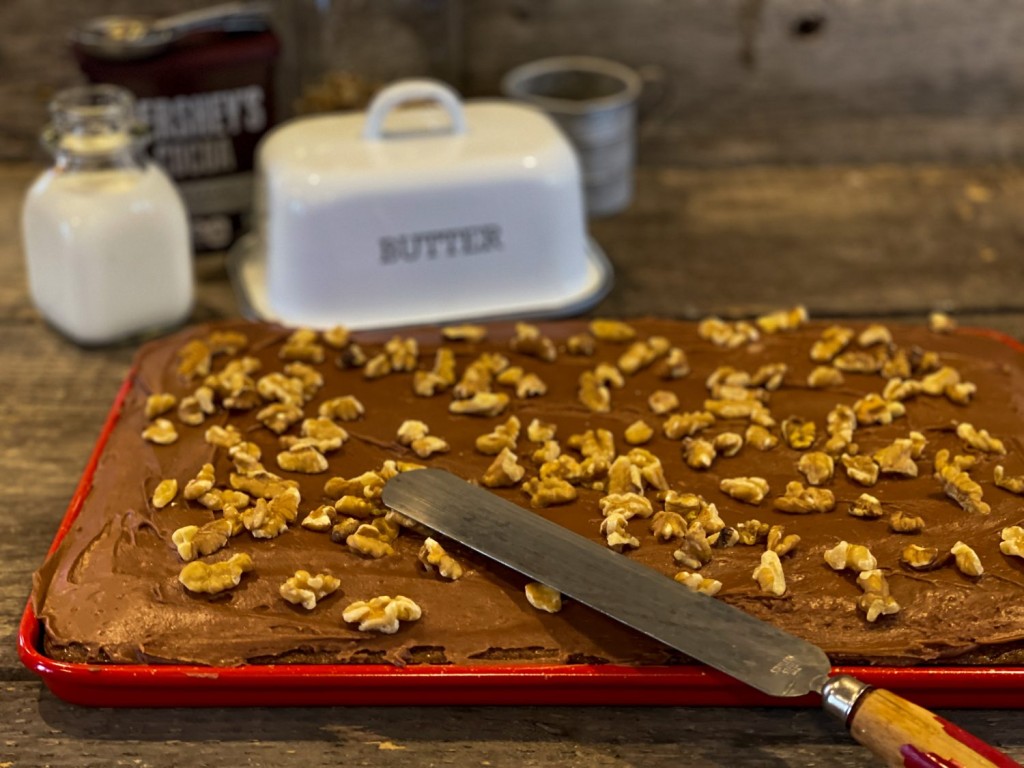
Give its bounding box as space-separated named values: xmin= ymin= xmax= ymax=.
xmin=382 ymin=469 xmax=1021 ymax=768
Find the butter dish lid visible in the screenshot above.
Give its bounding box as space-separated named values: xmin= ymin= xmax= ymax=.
xmin=228 ymin=232 xmax=614 ymax=330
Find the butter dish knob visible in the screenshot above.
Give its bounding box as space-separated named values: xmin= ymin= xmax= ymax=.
xmin=362 ymin=78 xmax=467 ymax=141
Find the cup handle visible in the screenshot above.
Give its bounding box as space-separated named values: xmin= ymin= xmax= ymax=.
xmin=362 ymin=79 xmax=467 ymax=141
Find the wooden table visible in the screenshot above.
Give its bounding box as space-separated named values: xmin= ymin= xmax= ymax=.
xmin=2 ymin=160 xmax=1023 ymax=766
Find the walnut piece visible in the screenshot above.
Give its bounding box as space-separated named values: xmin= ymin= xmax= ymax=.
xmin=145 ymin=393 xmax=177 ymax=419
xmin=142 ymin=418 xmax=178 ymax=445
xmin=418 ymin=537 xmax=464 ymax=580
xmin=178 ymin=553 xmax=254 ymax=594
xmin=956 ymin=422 xmax=1007 ymax=455
xmin=797 ymin=451 xmax=834 ymax=486
xmin=753 ymin=550 xmax=786 ymax=596
xmin=342 ymin=595 xmax=422 ymax=634
xmin=525 ymin=582 xmax=563 ymax=613
xmin=301 ymin=504 xmax=337 ymax=532
xmin=280 ymin=570 xmax=341 ymax=610
xmin=889 ymin=510 xmax=926 ymax=533
xmin=674 ymin=571 xmax=723 ymax=596
xmin=589 ymin=318 xmax=636 ymax=342
xmin=151 ymin=479 xmax=178 ymax=509
xmin=449 ymin=392 xmax=510 ymax=417
xmin=951 ymin=541 xmax=984 ymax=577
xmin=841 ymin=453 xmax=880 ymax=487
xmin=773 ymin=481 xmax=835 ymax=514
xmin=849 ymin=493 xmax=884 ymax=519
xmin=719 ymin=476 xmax=770 ymax=505
xmin=856 ymin=569 xmax=900 ymax=622
xmin=171 ymin=518 xmax=236 ymax=561
xmin=482 ymin=447 xmax=526 ymax=488
xmin=522 ymin=476 xmax=578 ymax=508
xmin=900 ymin=544 xmax=950 ymax=571
xmin=824 ymin=541 xmax=877 ymax=572
xmin=999 ymin=526 xmax=1024 ymax=559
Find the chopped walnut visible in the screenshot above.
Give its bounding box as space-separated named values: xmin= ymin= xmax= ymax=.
xmin=231 ymin=469 xmax=297 ymax=500
xmin=342 ymin=595 xmax=421 ymax=634
xmin=206 ymin=424 xmax=243 ymax=449
xmin=527 ymin=418 xmax=557 ymax=443
xmin=177 ymin=339 xmax=212 ymax=380
xmin=889 ymin=510 xmax=925 ymax=533
xmin=929 ymin=311 xmax=958 ymax=333
xmin=853 ymin=393 xmax=904 ymax=426
xmin=744 ymin=424 xmax=779 ymax=451
xmin=900 ymin=544 xmax=950 ymax=571
xmin=650 ymin=510 xmax=688 ymax=541
xmin=601 ymin=511 xmax=640 ymax=551
xmin=183 ymin=463 xmax=216 ymax=500
xmin=418 ymin=537 xmax=464 ymax=580
xmin=525 ymin=582 xmax=563 ymax=613
xmin=824 ymin=404 xmax=857 ymax=456
xmin=283 ymin=417 xmax=348 ymax=453
xmin=873 ymin=438 xmax=919 ymax=477
xmin=849 ymin=493 xmax=884 ymax=519
xmin=648 ymin=389 xmax=679 ymax=415
xmin=857 ymin=324 xmax=893 ymax=348
xmin=841 ymin=453 xmax=880 ymax=487
xmin=673 ymin=524 xmax=713 ymax=570
xmin=171 ymin=518 xmax=235 ymax=561
xmin=767 ymin=524 xmax=800 ymax=556
xmin=618 ymin=337 xmax=669 ymax=374
xmin=994 ymin=466 xmax=1024 ymax=494
xmin=755 ymin=305 xmax=808 ymax=333
xmin=347 ymin=527 xmax=396 ymax=558
xmin=522 ymin=476 xmax=578 ymax=508
xmin=698 ymin=317 xmax=760 ymax=349
xmin=920 ymin=366 xmax=961 ymax=396
xmin=330 ymin=517 xmax=362 ymax=543
xmin=449 ymin=392 xmax=510 ymax=417
xmin=280 ymin=329 xmax=325 ymax=363
xmin=704 ymin=399 xmax=774 ymax=425
xmin=945 ymin=381 xmax=977 ymax=405
xmin=321 ymin=325 xmax=351 ymax=348
xmin=242 ymin=487 xmax=300 ymax=538
xmin=952 ymin=541 xmax=984 ymax=577
xmin=999 ymin=526 xmax=1024 ymax=559
xmin=178 ymin=553 xmax=253 ymax=594
xmin=142 ymin=418 xmax=178 ymax=445
xmin=797 ymin=451 xmax=834 ymax=486
xmin=280 ymin=570 xmax=341 ymax=610
xmin=773 ymin=481 xmax=835 ymax=514
xmin=807 ymin=366 xmax=845 ymax=389
xmin=753 ymin=550 xmax=786 ymax=596
xmin=682 ymin=437 xmax=717 ymax=470
xmin=277 ymin=444 xmax=329 ymax=473
xmin=482 ymin=447 xmax=526 ymax=488
xmin=883 ymin=377 xmax=923 ymax=402
xmin=283 ymin=362 xmax=324 ymax=400
xmin=145 ymin=393 xmax=177 ymax=419
xmin=319 ymin=395 xmax=365 ymax=421
xmin=752 ymin=362 xmax=787 ymax=390
xmin=475 ymin=416 xmax=521 ymax=455
xmin=655 ymin=347 xmax=691 ymax=379
xmin=301 ymin=504 xmax=337 ymax=532
xmin=663 ymin=411 xmax=716 ymax=439
xmin=735 ymin=519 xmax=770 ymax=546
xmin=566 ymin=332 xmax=597 ymax=356
xmin=600 ymin=492 xmax=654 ymax=520
xmin=197 ymin=487 xmax=250 ymax=511
xmin=710 ymin=527 xmax=740 ymax=548
xmin=384 ymin=336 xmax=419 ymax=371
xmin=810 ymin=326 xmax=854 ymax=362
xmin=256 ymin=402 xmax=304 ymax=435
xmin=833 ymin=349 xmax=884 ymax=373
xmin=856 ymin=569 xmax=900 ymax=622
xmin=441 ymin=323 xmax=487 ymax=342
xmin=624 ymin=420 xmax=654 ymax=445
xmin=719 ymin=476 xmax=770 ymax=505
xmin=956 ymin=422 xmax=1006 ymax=455
xmin=589 ymin=318 xmax=637 ymax=342
xmin=936 ymin=462 xmax=991 ymax=515
xmin=674 ymin=571 xmax=723 ymax=596
xmin=414 ymin=348 xmax=458 ymax=396
xmin=151 ymin=479 xmax=178 ymax=509
xmin=824 ymin=541 xmax=877 ymax=572
xmin=712 ymin=431 xmax=744 ymax=458
xmin=256 ymin=372 xmax=306 ymax=406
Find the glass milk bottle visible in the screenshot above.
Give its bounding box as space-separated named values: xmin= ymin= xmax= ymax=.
xmin=22 ymin=85 xmax=194 ymax=346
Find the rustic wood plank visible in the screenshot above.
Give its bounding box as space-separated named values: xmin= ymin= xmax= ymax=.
xmin=1 ymin=681 xmax=1021 ymax=767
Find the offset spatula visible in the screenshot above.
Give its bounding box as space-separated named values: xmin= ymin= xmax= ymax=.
xmin=382 ymin=468 xmax=1021 ymax=768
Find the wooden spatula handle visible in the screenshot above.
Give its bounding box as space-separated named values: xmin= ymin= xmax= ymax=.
xmin=824 ymin=675 xmax=1021 ymax=767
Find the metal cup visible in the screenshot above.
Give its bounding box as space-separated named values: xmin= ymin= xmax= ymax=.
xmin=501 ymin=56 xmax=642 ymax=217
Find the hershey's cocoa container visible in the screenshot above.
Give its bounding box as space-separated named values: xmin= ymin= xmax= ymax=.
xmin=72 ymin=4 xmax=280 ymax=252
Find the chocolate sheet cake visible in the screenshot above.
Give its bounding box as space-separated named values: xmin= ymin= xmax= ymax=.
xmin=31 ymin=312 xmax=1024 ymax=668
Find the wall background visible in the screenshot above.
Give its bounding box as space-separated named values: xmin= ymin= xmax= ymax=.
xmin=5 ymin=0 xmax=1024 ymax=167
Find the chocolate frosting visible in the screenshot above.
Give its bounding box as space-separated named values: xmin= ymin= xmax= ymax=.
xmin=31 ymin=317 xmax=1024 ymax=667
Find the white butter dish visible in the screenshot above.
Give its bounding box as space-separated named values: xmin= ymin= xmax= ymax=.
xmin=246 ymin=78 xmax=612 ymax=329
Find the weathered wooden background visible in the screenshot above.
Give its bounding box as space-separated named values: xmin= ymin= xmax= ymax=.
xmin=5 ymin=0 xmax=1024 ymax=166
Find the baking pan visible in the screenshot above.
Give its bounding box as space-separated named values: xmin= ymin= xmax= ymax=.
xmin=18 ymin=328 xmax=1024 ymax=708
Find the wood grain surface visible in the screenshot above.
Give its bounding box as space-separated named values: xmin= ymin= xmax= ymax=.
xmin=3 ymin=160 xmax=1024 ymax=766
